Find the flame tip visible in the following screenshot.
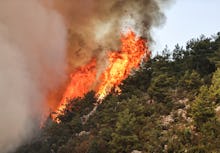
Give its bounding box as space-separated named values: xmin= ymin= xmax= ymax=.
xmin=47 ymin=30 xmax=151 ymax=123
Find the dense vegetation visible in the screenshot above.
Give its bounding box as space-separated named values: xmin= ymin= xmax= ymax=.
xmin=15 ymin=32 xmax=220 ymax=153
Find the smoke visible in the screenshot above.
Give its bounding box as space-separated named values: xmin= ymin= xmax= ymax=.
xmin=51 ymin=0 xmax=173 ymax=69
xmin=0 ymin=0 xmax=67 ymax=153
xmin=0 ymin=0 xmax=172 ymax=152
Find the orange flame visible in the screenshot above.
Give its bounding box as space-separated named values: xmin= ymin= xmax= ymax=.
xmin=50 ymin=30 xmax=150 ymax=122
xmin=95 ymin=30 xmax=150 ymax=101
xmin=51 ymin=58 xmax=97 ymax=121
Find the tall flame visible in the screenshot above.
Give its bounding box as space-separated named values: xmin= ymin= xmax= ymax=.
xmin=50 ymin=30 xmax=150 ymax=122
xmin=52 ymin=59 xmax=97 ymax=120
xmin=95 ymin=31 xmax=150 ymax=101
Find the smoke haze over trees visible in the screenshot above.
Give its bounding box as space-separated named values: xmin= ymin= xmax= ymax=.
xmin=14 ymin=32 xmax=220 ymax=153
xmin=1 ymin=0 xmax=220 ymax=153
xmin=0 ymin=1 xmax=67 ymax=152
xmin=0 ymin=1 xmax=172 ymax=152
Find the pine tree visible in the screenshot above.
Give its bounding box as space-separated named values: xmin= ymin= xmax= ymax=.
xmin=191 ymin=86 xmax=215 ymax=128
xmin=110 ymin=109 xmax=140 ymax=153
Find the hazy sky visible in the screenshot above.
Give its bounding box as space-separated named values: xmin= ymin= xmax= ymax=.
xmin=152 ymin=0 xmax=220 ymax=53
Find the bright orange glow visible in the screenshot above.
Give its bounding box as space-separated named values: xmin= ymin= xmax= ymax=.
xmin=50 ymin=30 xmax=150 ymax=123
xmin=52 ymin=59 xmax=97 ymax=121
xmin=95 ymin=31 xmax=150 ymax=101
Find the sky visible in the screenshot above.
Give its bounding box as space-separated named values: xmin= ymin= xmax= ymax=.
xmin=152 ymin=0 xmax=220 ymax=54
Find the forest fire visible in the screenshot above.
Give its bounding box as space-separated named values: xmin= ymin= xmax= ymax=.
xmin=51 ymin=59 xmax=97 ymax=121
xmin=51 ymin=30 xmax=151 ymax=122
xmin=95 ymin=31 xmax=150 ymax=101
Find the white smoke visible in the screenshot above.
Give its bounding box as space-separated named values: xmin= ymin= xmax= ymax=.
xmin=0 ymin=0 xmax=67 ymax=152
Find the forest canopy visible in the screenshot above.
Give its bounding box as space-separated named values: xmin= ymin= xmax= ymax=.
xmin=15 ymin=32 xmax=220 ymax=153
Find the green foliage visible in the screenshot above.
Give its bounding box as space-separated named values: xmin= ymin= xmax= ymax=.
xmin=120 ymin=61 xmax=152 ymax=99
xmin=191 ymin=86 xmax=216 ymax=128
xmin=191 ymin=69 xmax=220 ymax=129
xmin=185 ymin=36 xmax=216 ymax=76
xmin=178 ymin=70 xmax=203 ymax=98
xmin=209 ymin=68 xmax=220 ymax=104
xmin=14 ymin=32 xmax=220 ymax=153
xmin=148 ymin=73 xmax=175 ymax=102
xmin=172 ymin=44 xmax=184 ymax=61
xmin=179 ymin=71 xmax=203 ymax=91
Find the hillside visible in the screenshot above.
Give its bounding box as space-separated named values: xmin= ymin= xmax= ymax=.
xmin=15 ymin=33 xmax=220 ymax=153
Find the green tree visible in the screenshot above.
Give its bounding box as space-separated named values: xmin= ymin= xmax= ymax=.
xmin=209 ymin=68 xmax=220 ymax=104
xmin=110 ymin=109 xmax=140 ymax=153
xmin=185 ymin=36 xmax=216 ymax=76
xmin=172 ymin=44 xmax=184 ymax=61
xmin=191 ymin=86 xmax=215 ymax=128
xmin=178 ymin=70 xmax=203 ymax=97
xmin=148 ymin=73 xmax=175 ymax=102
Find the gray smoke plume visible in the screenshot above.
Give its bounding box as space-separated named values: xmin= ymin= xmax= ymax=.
xmin=0 ymin=0 xmax=172 ymax=152
xmin=0 ymin=0 xmax=67 ymax=152
xmin=52 ymin=0 xmax=173 ymax=69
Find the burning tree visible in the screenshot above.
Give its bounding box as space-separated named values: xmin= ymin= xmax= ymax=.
xmin=50 ymin=30 xmax=151 ymax=122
